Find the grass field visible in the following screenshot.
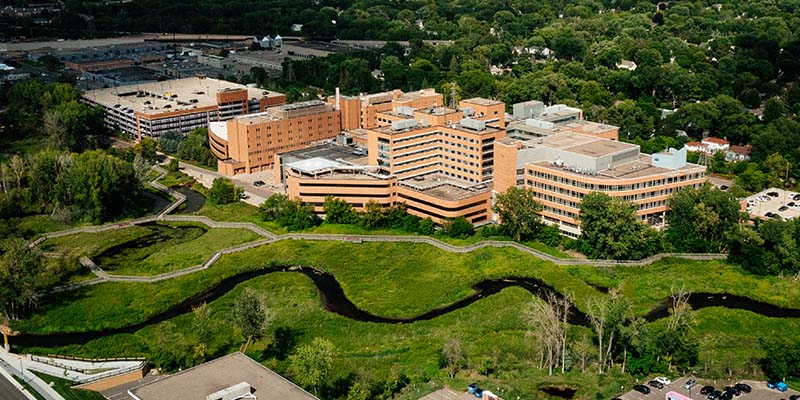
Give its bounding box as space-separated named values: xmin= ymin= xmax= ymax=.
xmin=40 ymin=222 xmax=262 ymax=276
xmin=12 ymin=239 xmax=800 ymax=397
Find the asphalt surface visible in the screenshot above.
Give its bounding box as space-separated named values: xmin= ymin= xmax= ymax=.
xmin=0 ymin=372 xmax=28 ymax=400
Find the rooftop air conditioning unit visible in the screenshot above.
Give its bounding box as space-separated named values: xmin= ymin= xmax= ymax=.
xmin=206 ymin=382 xmax=254 ymax=400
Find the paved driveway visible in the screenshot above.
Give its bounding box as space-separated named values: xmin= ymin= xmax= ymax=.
xmin=0 ymin=373 xmax=28 ymax=400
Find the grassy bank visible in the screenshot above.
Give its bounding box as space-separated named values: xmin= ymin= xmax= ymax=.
xmin=40 ymin=222 xmax=262 ymax=276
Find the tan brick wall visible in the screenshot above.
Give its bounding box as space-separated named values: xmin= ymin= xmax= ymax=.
xmin=492 ymin=140 xmax=519 ymax=194
xmin=74 ymin=367 xmax=148 ymax=392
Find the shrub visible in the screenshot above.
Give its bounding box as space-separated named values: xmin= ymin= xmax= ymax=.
xmin=208 ymin=178 xmax=239 ymax=205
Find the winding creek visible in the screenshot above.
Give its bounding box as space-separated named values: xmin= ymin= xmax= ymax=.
xmin=13 ymin=266 xmax=800 ymax=348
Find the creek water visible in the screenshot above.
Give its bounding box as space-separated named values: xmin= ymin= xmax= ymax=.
xmin=13 ymin=267 xmax=800 ymax=349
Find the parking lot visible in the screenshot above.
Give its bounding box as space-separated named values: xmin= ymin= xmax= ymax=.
xmin=618 ymin=378 xmax=800 ymax=400
xmin=744 ymin=188 xmax=800 ymax=220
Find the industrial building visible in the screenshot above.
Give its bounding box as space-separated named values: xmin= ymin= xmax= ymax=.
xmin=82 ymin=76 xmax=285 ymax=139
xmin=329 ymin=88 xmax=444 ymax=130
xmin=494 ymin=132 xmax=706 ymax=237
xmin=210 ymin=100 xmax=341 ymax=175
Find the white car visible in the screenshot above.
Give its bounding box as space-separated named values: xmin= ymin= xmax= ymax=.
xmin=654 ymin=377 xmax=671 ymax=386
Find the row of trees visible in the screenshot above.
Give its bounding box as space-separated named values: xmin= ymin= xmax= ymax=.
xmin=0 ymin=149 xmax=144 ymax=224
xmin=2 ymin=80 xmax=106 ymax=153
xmin=158 ymin=128 xmax=217 ymax=169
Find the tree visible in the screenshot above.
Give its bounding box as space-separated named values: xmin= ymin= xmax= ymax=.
xmin=761 ymin=336 xmax=800 ymax=381
xmin=177 ymin=128 xmax=216 ymax=168
xmin=260 ymin=194 xmax=321 ymax=230
xmin=526 ymin=292 xmax=572 ymax=375
xmin=763 ymin=97 xmax=786 ymax=123
xmin=159 ymin=131 xmax=184 ymax=154
xmin=493 ymin=186 xmax=543 ymax=241
xmin=586 ymin=288 xmax=630 ymax=375
xmin=359 ymin=200 xmax=386 ymax=229
xmin=209 ymin=177 xmax=239 ymax=204
xmin=43 ymin=101 xmax=105 ymax=152
xmin=577 ymin=193 xmax=662 ymax=260
xmin=166 ymin=158 xmax=180 ymax=172
xmin=441 ymin=338 xmax=465 ymax=378
xmin=67 ymin=150 xmax=139 ymax=222
xmin=132 ymin=155 xmax=153 ymax=186
xmin=289 ymin=337 xmax=337 ymax=396
xmin=764 ymin=153 xmax=791 ymax=188
xmin=134 ymin=137 xmax=159 ymax=163
xmin=0 ymin=238 xmax=44 ymax=320
xmin=231 ymin=288 xmax=271 ymax=352
xmin=666 ymin=185 xmax=741 ymax=253
xmin=323 ymin=195 xmax=357 ymax=224
xmin=443 ymin=216 xmax=474 ymax=238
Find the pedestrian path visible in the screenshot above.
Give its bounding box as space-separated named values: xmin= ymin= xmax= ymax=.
xmin=0 ymin=349 xmax=65 ymax=400
xmin=31 ymin=165 xmax=727 ymax=292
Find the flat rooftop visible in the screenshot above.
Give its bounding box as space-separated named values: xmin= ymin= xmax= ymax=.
xmin=128 ymin=352 xmax=317 ymax=400
xmin=237 ymin=100 xmax=333 ymax=123
xmin=400 ymin=173 xmax=490 ymax=201
xmin=83 ymin=77 xmax=282 ymax=116
xmin=533 ymin=132 xmax=633 ymax=156
xmin=461 ymin=97 xmax=503 ymax=106
xmin=279 ymin=142 xmax=369 ymax=167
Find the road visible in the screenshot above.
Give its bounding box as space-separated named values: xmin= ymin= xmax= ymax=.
xmin=172 ymin=159 xmax=277 ymax=207
xmin=0 ymin=372 xmax=28 ymax=400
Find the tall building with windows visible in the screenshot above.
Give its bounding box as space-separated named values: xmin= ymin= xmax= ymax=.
xmin=494 ymin=132 xmax=706 ymax=237
xmin=210 ymin=100 xmax=341 ymax=175
xmin=82 ymin=77 xmax=285 ymax=140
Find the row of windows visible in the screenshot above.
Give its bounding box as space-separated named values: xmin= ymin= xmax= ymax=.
xmin=527 ymin=179 xmax=692 ymax=203
xmin=526 ymin=170 xmax=705 ymax=192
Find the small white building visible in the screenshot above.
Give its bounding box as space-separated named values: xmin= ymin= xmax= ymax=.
xmin=685 ymin=137 xmax=730 ymax=154
xmin=726 ymin=145 xmax=752 ymax=161
xmin=616 ymin=60 xmax=637 ymax=71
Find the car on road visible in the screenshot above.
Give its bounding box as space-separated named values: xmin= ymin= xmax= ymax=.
xmin=634 ymin=384 xmax=651 ymax=394
xmin=253 ymin=180 xmax=266 ymax=187
xmin=733 ymin=383 xmax=750 ymax=394
xmin=648 ymin=380 xmax=664 ymax=389
xmin=701 ymin=386 xmax=715 ymax=395
xmin=684 ymin=379 xmax=698 ymax=390
xmin=654 ymin=377 xmax=672 ymax=386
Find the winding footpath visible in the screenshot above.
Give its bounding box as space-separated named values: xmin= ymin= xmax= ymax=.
xmin=34 ymin=165 xmax=726 ymax=291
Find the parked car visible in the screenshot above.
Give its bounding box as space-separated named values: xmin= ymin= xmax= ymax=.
xmin=793 ymin=194 xmax=800 ymax=201
xmin=654 ymin=377 xmax=672 ymax=386
xmin=634 ymin=384 xmax=651 ymax=394
xmin=239 ymin=192 xmax=249 ymax=199
xmin=780 ymin=206 xmax=789 ymax=211
xmin=708 ymin=390 xmax=722 ymax=399
xmin=701 ymin=386 xmax=715 ymax=395
xmin=724 ymin=386 xmax=740 ymax=396
xmin=788 ymin=394 xmax=799 ymax=400
xmin=719 ymin=391 xmax=733 ymax=400
xmin=649 ymin=380 xmax=664 ymax=389
xmin=768 ymin=381 xmax=788 ymax=392
xmin=684 ymin=379 xmax=698 ymax=390
xmin=734 ymin=383 xmax=750 ymax=393
xmin=253 ymin=180 xmax=266 ymax=187
xmin=768 ymin=191 xmax=780 ymax=197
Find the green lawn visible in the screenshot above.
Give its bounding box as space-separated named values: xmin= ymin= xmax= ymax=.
xmin=40 ymin=222 xmax=262 ymax=276
xmin=13 ymin=239 xmax=800 ymax=398
xmin=31 ymin=372 xmax=105 ymax=400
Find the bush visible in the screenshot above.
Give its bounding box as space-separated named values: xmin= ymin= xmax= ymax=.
xmin=208 ymin=178 xmax=239 ymax=205
xmin=537 ymin=225 xmax=562 ymax=247
xmin=260 ymin=194 xmax=321 ymax=230
xmin=443 ymin=216 xmax=474 ymax=238
xmin=166 ymin=158 xmax=180 ymax=172
xmin=417 ymin=217 xmax=435 ymax=235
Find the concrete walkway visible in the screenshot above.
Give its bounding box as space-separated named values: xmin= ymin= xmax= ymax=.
xmin=0 ymin=349 xmax=65 ymax=400
xmin=24 ymin=355 xmax=144 ymax=384
xmin=31 ymin=165 xmax=727 ymax=291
